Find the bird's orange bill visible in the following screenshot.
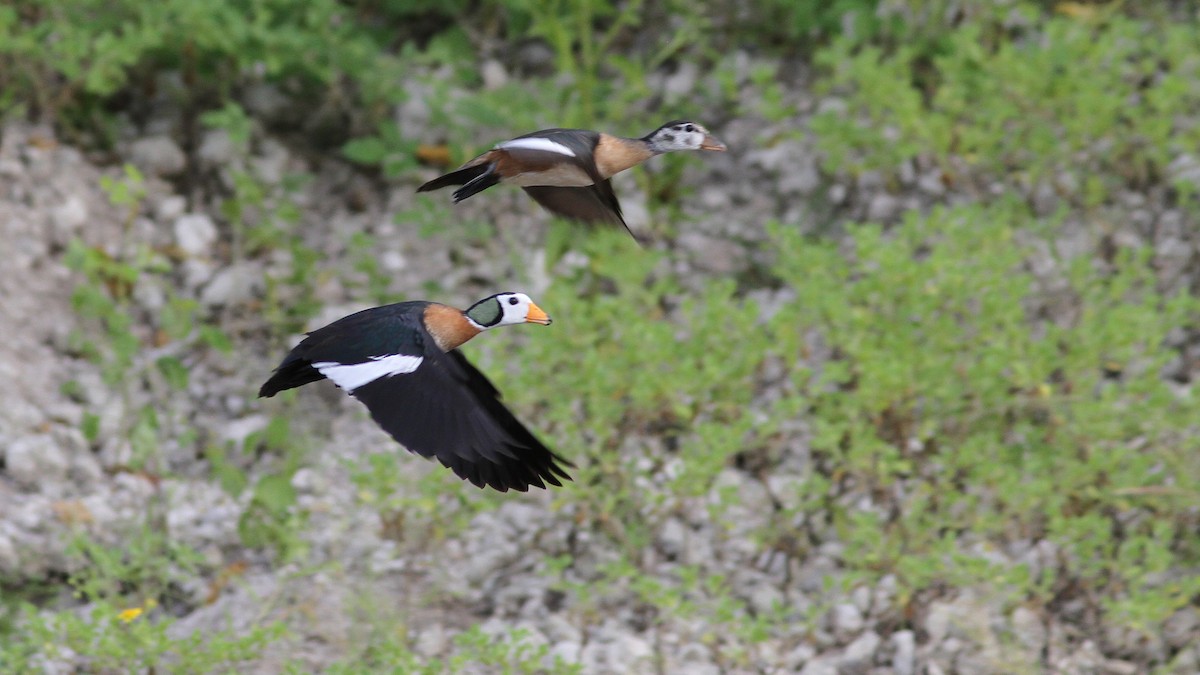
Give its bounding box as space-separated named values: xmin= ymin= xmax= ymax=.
xmin=525 ymin=302 xmax=552 ymax=325
xmin=700 ymin=135 xmax=727 ymax=151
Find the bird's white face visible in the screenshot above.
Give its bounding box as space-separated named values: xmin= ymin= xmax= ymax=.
xmin=647 ymin=121 xmax=727 ymax=153
xmin=467 ymin=292 xmax=552 ymax=329
xmin=496 ymin=292 xmax=548 ymax=326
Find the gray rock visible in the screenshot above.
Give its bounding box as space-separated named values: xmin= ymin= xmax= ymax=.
xmin=675 ymin=660 xmax=719 ymax=675
xmin=1030 ymin=180 xmax=1058 ymax=216
xmin=541 ymin=614 xmax=580 ymax=643
xmin=871 ymin=574 xmax=896 ymax=616
xmin=664 ymin=62 xmax=699 ymax=100
xmin=547 ymin=640 xmax=581 ymax=666
xmin=1168 ymin=645 xmax=1199 ymax=673
xmin=867 ymin=192 xmax=902 ymax=222
xmin=815 ymin=97 xmax=847 ymax=116
xmin=785 ymin=643 xmax=817 ymax=670
xmin=680 ymin=232 xmax=742 ymax=275
xmin=1157 ymin=209 xmax=1185 ymax=239
xmin=747 ymin=582 xmax=784 ymax=616
xmin=828 ymin=183 xmax=848 ymax=205
xmin=129 ymin=135 xmax=186 ymax=177
xmin=925 ymin=600 xmax=954 ymax=643
xmin=1167 ymin=153 xmax=1200 ymax=189
xmin=851 ymin=584 xmax=872 ymax=614
xmin=251 ymin=139 xmax=291 ymax=186
xmin=393 ymin=80 xmax=434 ymax=139
xmin=609 ymin=633 xmax=654 ymax=673
xmin=658 ymin=517 xmax=686 ymax=559
xmin=516 ymin=42 xmax=556 ymax=74
xmin=0 ymin=156 xmax=21 ymax=177
xmin=131 ymin=276 xmax=167 ymax=312
xmin=832 ymin=602 xmax=865 ymax=642
xmin=180 ymin=258 xmax=217 ymax=291
xmin=746 ymin=143 xmax=791 ymax=172
xmin=197 ymin=129 xmax=238 ymax=169
xmin=242 ymin=83 xmax=292 ymax=124
xmin=0 ymin=532 xmax=19 ymax=573
xmin=200 ymin=262 xmax=263 ymax=307
xmin=798 ymin=653 xmax=839 ymax=675
xmin=1102 ymin=659 xmax=1139 ymax=675
xmin=5 ymin=434 xmax=69 ymax=489
xmin=153 ymin=194 xmax=187 ymax=222
xmin=1104 ymin=622 xmax=1167 ymax=665
xmin=840 ymin=630 xmax=881 ymax=671
xmin=219 ymin=415 xmax=268 ymax=447
xmin=51 ymin=196 xmax=88 ymax=240
xmin=781 ymin=155 xmax=822 ymax=196
xmin=891 ymin=630 xmax=915 ymax=675
xmin=856 ymin=170 xmax=884 ymax=192
xmin=1055 ymin=639 xmax=1105 ymax=673
xmin=479 ymin=59 xmax=508 ymax=90
xmin=174 ymin=213 xmax=218 ymax=258
xmin=1163 ymin=607 xmax=1199 ymax=650
xmin=1010 ymin=606 xmax=1045 ymax=654
xmin=917 ymin=169 xmax=946 ymax=196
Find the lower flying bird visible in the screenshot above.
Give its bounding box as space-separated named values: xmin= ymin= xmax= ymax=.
xmin=417 ymin=120 xmax=726 ymax=236
xmin=259 ymin=293 xmax=571 ymax=492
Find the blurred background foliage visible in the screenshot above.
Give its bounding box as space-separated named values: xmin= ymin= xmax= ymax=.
xmin=2 ymin=0 xmax=1199 ymax=671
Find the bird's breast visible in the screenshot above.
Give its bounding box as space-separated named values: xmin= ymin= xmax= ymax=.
xmin=423 ymin=304 xmax=482 ymax=352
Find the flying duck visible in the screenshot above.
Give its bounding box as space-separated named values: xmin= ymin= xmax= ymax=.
xmin=258 ymin=292 xmax=571 ymax=492
xmin=416 ymin=120 xmax=726 ymax=235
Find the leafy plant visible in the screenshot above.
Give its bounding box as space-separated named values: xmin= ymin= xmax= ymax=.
xmin=813 ymin=12 xmax=1200 ymax=209
xmin=0 ymin=524 xmax=284 ymax=673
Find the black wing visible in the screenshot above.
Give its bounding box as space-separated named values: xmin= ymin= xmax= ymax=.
xmin=351 ymin=346 xmax=573 ymax=492
xmin=523 ymin=182 xmax=629 ymax=230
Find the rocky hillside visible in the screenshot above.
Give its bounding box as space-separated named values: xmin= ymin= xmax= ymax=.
xmin=2 ymin=2 xmax=1199 ymax=673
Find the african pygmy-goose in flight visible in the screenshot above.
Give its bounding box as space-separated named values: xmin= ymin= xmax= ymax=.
xmin=417 ymin=120 xmax=726 ymax=237
xmin=259 ymin=293 xmax=571 ymax=492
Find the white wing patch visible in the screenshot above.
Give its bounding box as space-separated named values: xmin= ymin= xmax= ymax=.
xmin=497 ymin=137 xmax=577 ymax=157
xmin=314 ymin=354 xmax=424 ymax=392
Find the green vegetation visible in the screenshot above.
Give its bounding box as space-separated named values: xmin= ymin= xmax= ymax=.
xmin=2 ymin=0 xmax=1199 ymax=671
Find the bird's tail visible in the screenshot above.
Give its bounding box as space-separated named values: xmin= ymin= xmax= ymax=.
xmin=417 ymin=163 xmax=492 ymax=195
xmin=450 ymin=164 xmax=499 ymax=203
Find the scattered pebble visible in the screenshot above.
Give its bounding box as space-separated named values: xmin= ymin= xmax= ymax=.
xmin=174 ymin=213 xmax=219 ymax=258
xmin=129 ymin=135 xmax=186 ymax=177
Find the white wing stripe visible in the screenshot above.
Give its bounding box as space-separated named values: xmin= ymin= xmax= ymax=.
xmin=314 ymin=354 xmax=424 ymax=392
xmin=496 ymin=137 xmax=577 ymax=157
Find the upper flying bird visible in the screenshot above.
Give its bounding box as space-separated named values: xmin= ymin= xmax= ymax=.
xmin=416 ymin=120 xmax=726 ymax=236
xmin=258 ymin=292 xmax=571 ymax=492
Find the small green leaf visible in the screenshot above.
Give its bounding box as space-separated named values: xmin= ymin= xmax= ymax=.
xmin=206 ymin=445 xmax=248 ymax=497
xmin=81 ymin=412 xmax=101 ymax=443
xmin=199 ymin=325 xmax=233 ymax=354
xmin=156 ymin=356 xmax=189 ymax=390
xmin=253 ymin=474 xmax=297 ymax=514
xmin=342 ymin=137 xmax=388 ymax=165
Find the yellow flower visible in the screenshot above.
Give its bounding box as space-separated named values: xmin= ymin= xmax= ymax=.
xmin=117 ymin=607 xmax=144 ymax=623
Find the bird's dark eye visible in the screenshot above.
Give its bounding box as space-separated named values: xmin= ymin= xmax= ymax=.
xmin=508 ymin=297 xmax=519 ymax=305
xmin=685 ymin=124 xmax=695 ymax=132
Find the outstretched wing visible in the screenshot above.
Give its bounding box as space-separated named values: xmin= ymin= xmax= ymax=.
xmin=350 ymin=345 xmax=573 ymax=492
xmin=523 ymin=181 xmax=630 ymax=233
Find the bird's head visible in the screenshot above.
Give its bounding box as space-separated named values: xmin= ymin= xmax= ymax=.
xmin=644 ymin=120 xmax=726 ymax=154
xmin=466 ymin=292 xmax=552 ymax=329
